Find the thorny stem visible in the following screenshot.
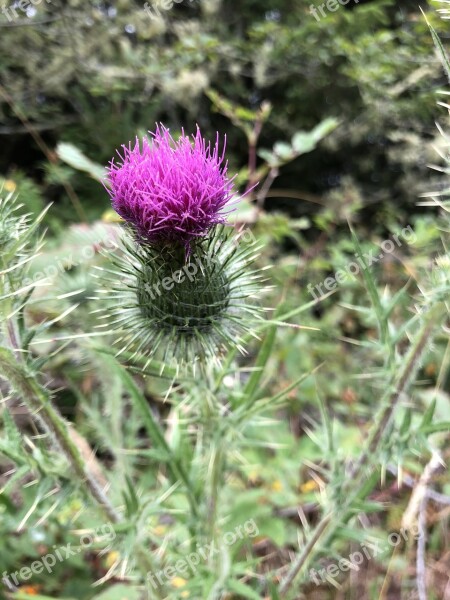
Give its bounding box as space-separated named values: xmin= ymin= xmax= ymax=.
xmin=278 ymin=513 xmax=333 ymax=595
xmin=278 ymin=302 xmax=446 ymax=598
xmin=0 ymin=348 xmax=122 ymax=524
xmin=208 ymin=441 xmax=225 ymax=543
xmin=349 ymin=303 xmax=445 ymax=479
xmin=0 ymin=348 xmax=166 ymax=598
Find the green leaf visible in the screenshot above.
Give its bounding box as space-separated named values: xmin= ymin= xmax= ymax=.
xmin=242 ymin=315 xmax=278 ymax=402
xmin=317 ymin=389 xmax=333 ymax=453
xmin=349 ymin=225 xmax=389 ymax=349
xmin=423 ymin=9 xmax=450 ymax=84
xmin=399 ymin=408 xmax=412 ymax=437
xmin=291 ymin=131 xmax=316 ymax=154
xmin=123 ymin=475 xmax=140 ymax=517
xmin=98 ymin=353 xmax=199 ymax=516
xmin=2 ymin=407 xmax=22 ymax=447
xmin=257 ymin=517 xmax=287 ymax=546
xmin=235 ymin=106 xmax=259 ymax=122
xmin=273 ymin=141 xmax=293 ymax=160
xmin=7 ymin=203 xmax=51 ymax=261
xmin=384 ymin=279 xmax=411 ymax=319
xmin=292 ymin=118 xmax=338 ymax=155
xmin=91 ymin=584 xmax=142 ymax=600
xmin=311 ymin=117 xmax=339 ymax=141
xmin=56 ymin=142 xmax=106 ymax=182
xmin=257 ymin=148 xmax=276 ymax=164
xmin=227 ymin=578 xmax=261 ymax=600
xmin=421 ymin=422 xmax=450 ymax=434
xmin=420 ymin=398 xmax=437 ymax=428
xmin=267 ymin=581 xmax=282 ymax=600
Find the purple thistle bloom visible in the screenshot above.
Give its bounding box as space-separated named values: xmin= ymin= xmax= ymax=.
xmin=106 ymin=125 xmax=236 ymax=247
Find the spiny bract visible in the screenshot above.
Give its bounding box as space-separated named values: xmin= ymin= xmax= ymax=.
xmin=95 ymin=226 xmax=265 ymax=367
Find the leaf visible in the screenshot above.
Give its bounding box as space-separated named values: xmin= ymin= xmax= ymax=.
xmin=273 ymin=141 xmax=293 ymax=160
xmin=242 ymin=315 xmax=278 ymax=402
xmin=235 ymin=106 xmax=260 ymax=122
xmin=349 ymin=225 xmax=389 ymax=347
xmin=292 ymin=118 xmax=338 ymax=155
xmin=8 ymin=203 xmax=51 ymax=261
xmin=267 ymin=581 xmax=282 ymax=600
xmin=91 ymin=584 xmax=142 ymax=600
xmin=257 ymin=517 xmax=287 ymax=547
xmin=399 ymin=408 xmax=412 ymax=437
xmin=421 ymin=422 xmax=450 ymax=434
xmin=420 ymin=398 xmax=437 ymax=428
xmin=291 ymin=131 xmax=316 ymax=154
xmin=257 ymin=148 xmax=276 ymax=164
xmin=2 ymin=407 xmax=22 ymax=448
xmin=98 ymin=353 xmax=199 ymax=514
xmin=422 ymin=8 xmax=450 ymax=84
xmin=205 ymin=89 xmax=255 ymax=136
xmin=56 ymin=142 xmax=106 ymax=182
xmin=123 ymin=475 xmax=140 ymax=517
xmin=311 ymin=117 xmax=339 ymax=141
xmin=227 ymin=578 xmax=262 ymax=600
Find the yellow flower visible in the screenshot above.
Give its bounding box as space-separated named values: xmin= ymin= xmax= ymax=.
xmin=247 ymin=470 xmax=260 ymax=483
xmin=105 ymin=551 xmax=120 ymax=568
xmin=300 ymin=479 xmax=319 ymax=493
xmin=171 ymin=576 xmax=190 ymax=596
xmin=17 ymin=585 xmax=41 ymax=595
xmin=4 ymin=180 xmax=16 ymax=192
xmin=154 ymin=525 xmax=167 ymax=536
xmin=101 ymin=208 xmax=123 ymax=222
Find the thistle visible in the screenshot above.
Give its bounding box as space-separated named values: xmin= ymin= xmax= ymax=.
xmin=97 ymin=125 xmax=265 ymax=366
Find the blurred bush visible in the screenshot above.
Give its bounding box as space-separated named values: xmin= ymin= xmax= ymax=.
xmin=0 ymin=0 xmax=444 ymax=226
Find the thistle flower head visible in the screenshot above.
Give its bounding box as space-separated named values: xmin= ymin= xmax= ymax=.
xmin=107 ymin=125 xmax=235 ymax=247
xmin=99 ymin=125 xmax=266 ymax=368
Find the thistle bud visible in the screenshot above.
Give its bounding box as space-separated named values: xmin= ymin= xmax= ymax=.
xmin=98 ymin=125 xmax=265 ymax=366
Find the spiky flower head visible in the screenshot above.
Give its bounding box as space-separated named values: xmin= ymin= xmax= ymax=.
xmin=106 ymin=125 xmax=234 ymax=248
xmin=98 ymin=125 xmax=265 ymax=367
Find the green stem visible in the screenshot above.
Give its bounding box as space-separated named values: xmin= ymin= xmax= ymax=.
xmin=349 ymin=302 xmax=445 ymax=479
xmin=0 ymin=347 xmax=121 ymax=524
xmin=114 ymin=360 xmax=200 ymax=521
xmin=208 ymin=440 xmax=225 ymax=543
xmin=278 ymin=513 xmax=333 ymax=595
